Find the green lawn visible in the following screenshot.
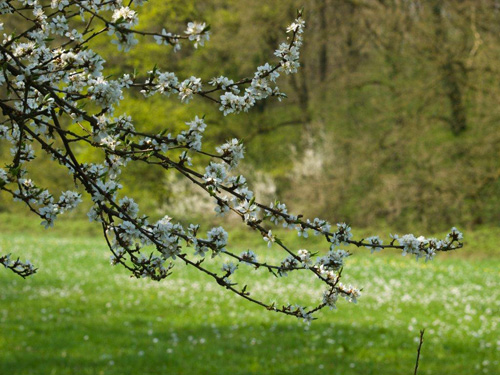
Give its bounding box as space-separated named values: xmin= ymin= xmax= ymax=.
xmin=0 ymin=217 xmax=498 ymax=374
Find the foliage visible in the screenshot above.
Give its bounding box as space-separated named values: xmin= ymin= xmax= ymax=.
xmin=2 ymin=1 xmax=498 ymax=229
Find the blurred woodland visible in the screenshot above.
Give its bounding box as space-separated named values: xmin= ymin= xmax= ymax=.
xmin=1 ymin=0 xmax=499 ymax=230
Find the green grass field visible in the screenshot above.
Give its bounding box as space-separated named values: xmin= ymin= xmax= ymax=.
xmin=0 ymin=216 xmax=498 ymax=374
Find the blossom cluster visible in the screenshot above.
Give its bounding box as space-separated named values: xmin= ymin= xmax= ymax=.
xmin=0 ymin=253 xmax=36 ymax=278
xmin=0 ymin=2 xmax=463 ymax=321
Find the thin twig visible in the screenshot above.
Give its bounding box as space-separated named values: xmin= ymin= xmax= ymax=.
xmin=414 ymin=329 xmax=425 ymax=375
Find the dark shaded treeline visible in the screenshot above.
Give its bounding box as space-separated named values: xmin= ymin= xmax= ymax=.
xmin=1 ymin=0 xmax=498 ymax=230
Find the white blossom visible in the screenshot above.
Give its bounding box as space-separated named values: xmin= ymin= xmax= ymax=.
xmin=263 ymin=230 xmax=275 ymax=247
xmin=365 ymin=236 xmax=383 ymax=253
xmin=0 ymin=168 xmax=9 ymax=185
xmin=239 ymin=250 xmax=258 ymax=266
xmin=185 ymin=21 xmax=210 ymax=48
xmin=323 ymin=290 xmax=338 ymax=310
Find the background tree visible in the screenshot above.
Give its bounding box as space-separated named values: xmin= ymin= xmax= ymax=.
xmin=2 ymin=1 xmax=498 ymax=230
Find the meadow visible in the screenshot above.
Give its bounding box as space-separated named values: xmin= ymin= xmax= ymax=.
xmin=0 ymin=215 xmax=498 ymax=375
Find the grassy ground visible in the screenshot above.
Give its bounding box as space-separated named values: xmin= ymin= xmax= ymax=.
xmin=0 ymin=215 xmax=498 ymax=374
